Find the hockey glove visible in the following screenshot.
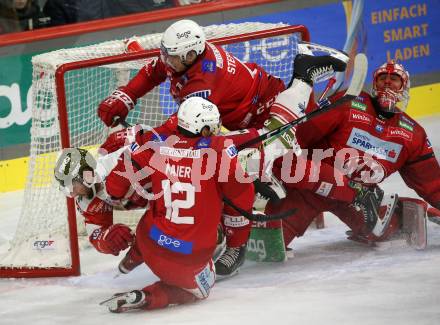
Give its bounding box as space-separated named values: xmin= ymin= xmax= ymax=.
xmin=90 ymin=224 xmax=134 ymax=256
xmin=98 ymin=87 xmax=137 ymax=127
xmin=99 ymin=124 xmax=143 ymax=154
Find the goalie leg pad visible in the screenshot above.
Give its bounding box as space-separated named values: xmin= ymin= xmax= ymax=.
xmin=400 ymin=198 xmax=428 ymax=250
xmin=246 ymin=220 xmax=287 ymax=262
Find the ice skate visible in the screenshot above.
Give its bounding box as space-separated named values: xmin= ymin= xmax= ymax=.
xmin=100 ymin=290 xmax=149 ymax=313
xmin=215 ymin=244 xmax=246 ymax=279
xmin=291 ymin=42 xmax=349 ymax=86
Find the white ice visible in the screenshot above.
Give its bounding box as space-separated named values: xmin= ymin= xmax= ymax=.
xmin=1 ymin=116 xmax=440 ymax=325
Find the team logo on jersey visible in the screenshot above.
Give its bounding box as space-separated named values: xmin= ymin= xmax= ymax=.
xmin=351 ymin=101 xmax=367 ymax=111
xmin=386 ymin=127 xmax=413 ymax=141
xmin=195 ymin=137 xmax=212 ymax=149
xmin=182 ymin=74 xmax=189 ymax=83
xmin=342 ymin=155 xmax=386 ymax=184
xmin=129 ymin=142 xmax=139 ymax=152
xmin=315 ymin=182 xmax=333 ymax=197
xmin=226 ymin=144 xmax=238 ymax=158
xmin=184 ymin=89 xmax=211 ymax=100
xmin=398 ymin=120 xmax=414 ymax=132
xmin=347 ymin=128 xmax=403 ymax=163
xmin=149 ymin=225 xmax=193 ymax=254
xmin=349 ymin=109 xmax=372 ymax=125
xmin=202 ymin=59 xmax=216 ymax=73
xmin=400 ymin=115 xmax=415 ymax=126
xmin=151 ymin=133 xmax=168 ymax=142
xmin=375 ymin=124 xmax=384 ymax=133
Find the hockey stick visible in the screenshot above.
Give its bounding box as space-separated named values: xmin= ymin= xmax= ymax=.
xmin=236 ymin=52 xmax=368 ymax=151
xmin=317 ymin=77 xmax=336 ymax=104
xmin=222 ymin=196 xmax=297 ymax=222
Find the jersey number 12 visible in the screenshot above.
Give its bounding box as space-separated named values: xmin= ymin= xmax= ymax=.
xmin=162 ymin=180 xmax=195 ymax=225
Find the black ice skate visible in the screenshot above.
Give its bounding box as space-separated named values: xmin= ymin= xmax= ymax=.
xmin=215 ymin=244 xmax=246 ymax=278
xmin=291 ymin=42 xmax=349 ymax=86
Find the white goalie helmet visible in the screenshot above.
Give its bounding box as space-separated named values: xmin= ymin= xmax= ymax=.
xmin=177 ymin=97 xmax=221 ymax=135
xmin=160 ymin=19 xmax=206 ymax=61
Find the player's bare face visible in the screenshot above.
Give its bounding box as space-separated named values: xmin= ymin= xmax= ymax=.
xmin=71 ymin=181 xmax=92 ymax=198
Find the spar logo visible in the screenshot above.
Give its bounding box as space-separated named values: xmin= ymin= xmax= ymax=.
xmin=347 ymin=128 xmax=402 ymax=163
xmin=33 ymin=240 xmax=56 ymax=250
xmin=342 ymin=155 xmax=386 ymax=183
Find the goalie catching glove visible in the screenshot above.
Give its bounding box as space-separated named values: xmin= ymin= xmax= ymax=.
xmin=98 ymin=87 xmax=137 ymax=127
xmin=89 ymin=223 xmax=134 ymax=255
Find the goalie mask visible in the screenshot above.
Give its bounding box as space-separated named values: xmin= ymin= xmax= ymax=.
xmin=160 ymin=19 xmax=206 ymax=67
xmin=372 ymin=60 xmax=410 ymax=113
xmin=54 ymin=148 xmax=98 ymax=199
xmin=177 ymin=97 xmax=221 ymax=136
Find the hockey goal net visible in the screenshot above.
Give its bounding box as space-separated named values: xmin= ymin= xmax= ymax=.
xmin=0 ymin=22 xmax=309 ymax=277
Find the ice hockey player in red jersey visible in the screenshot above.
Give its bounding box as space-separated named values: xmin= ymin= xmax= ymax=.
xmin=97 ymin=18 xmax=350 ymax=269
xmin=266 ymin=60 xmax=440 ymax=250
xmin=97 ymin=19 xmax=349 ymax=200
xmin=99 ymin=97 xmax=254 ymax=312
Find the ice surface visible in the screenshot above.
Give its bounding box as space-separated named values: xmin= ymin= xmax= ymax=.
xmin=1 ymin=117 xmax=440 ymax=325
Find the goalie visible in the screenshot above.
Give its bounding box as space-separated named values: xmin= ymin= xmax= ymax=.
xmin=263 ymin=60 xmax=440 ymax=253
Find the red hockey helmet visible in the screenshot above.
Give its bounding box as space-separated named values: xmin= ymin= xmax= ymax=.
xmin=372 ymin=60 xmax=410 ymax=113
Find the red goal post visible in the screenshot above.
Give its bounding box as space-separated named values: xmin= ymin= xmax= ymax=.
xmin=0 ymin=23 xmax=309 ymax=278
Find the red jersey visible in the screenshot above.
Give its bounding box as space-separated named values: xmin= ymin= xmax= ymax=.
xmin=105 ymin=132 xmax=254 ymax=267
xmin=76 ymin=147 xmax=151 ymax=229
xmin=125 ymin=42 xmax=284 ymax=130
xmin=296 ymin=91 xmax=440 ymax=206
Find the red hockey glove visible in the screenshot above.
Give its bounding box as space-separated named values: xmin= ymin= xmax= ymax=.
xmin=90 ymin=224 xmax=134 ymax=255
xmin=98 ymin=87 xmax=137 ymax=127
xmin=99 ymin=124 xmax=144 ymax=155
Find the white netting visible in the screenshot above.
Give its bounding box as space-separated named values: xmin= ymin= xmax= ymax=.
xmin=0 ymin=22 xmax=306 ymax=271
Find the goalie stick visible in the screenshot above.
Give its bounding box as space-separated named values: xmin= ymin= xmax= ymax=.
xmin=236 ymin=52 xmax=368 ymax=151
xmin=223 ymin=196 xmax=296 ymax=222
